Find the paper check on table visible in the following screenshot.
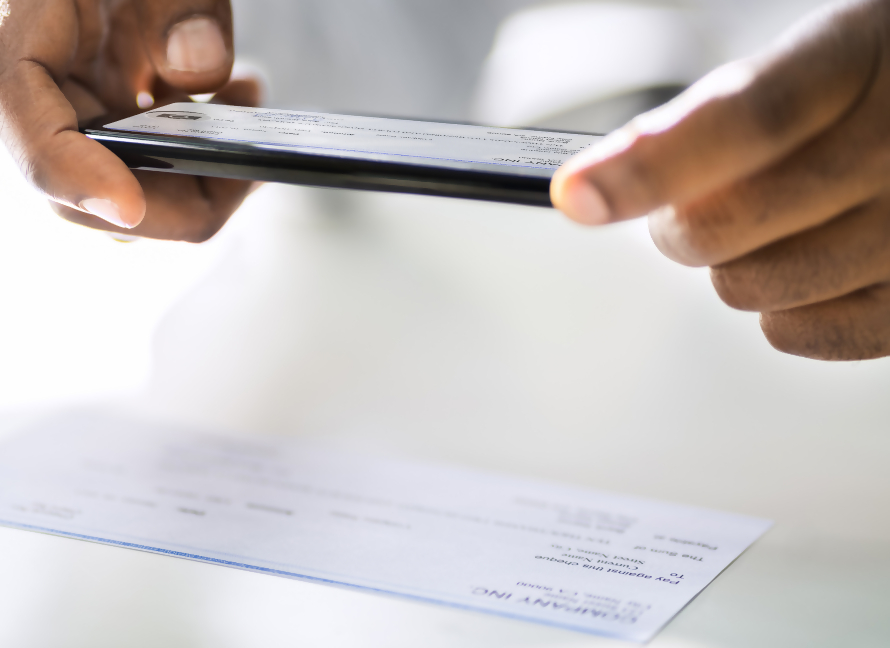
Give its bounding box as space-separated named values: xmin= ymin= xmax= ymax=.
xmin=0 ymin=415 xmax=770 ymax=642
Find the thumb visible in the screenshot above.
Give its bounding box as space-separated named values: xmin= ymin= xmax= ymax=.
xmin=135 ymin=0 xmax=234 ymax=94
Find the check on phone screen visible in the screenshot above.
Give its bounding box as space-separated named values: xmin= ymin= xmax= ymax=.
xmin=85 ymin=103 xmax=603 ymax=206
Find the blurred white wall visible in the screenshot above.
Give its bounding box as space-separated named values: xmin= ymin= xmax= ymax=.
xmin=472 ymin=3 xmax=713 ymax=127
xmin=227 ymin=0 xmax=832 ymax=121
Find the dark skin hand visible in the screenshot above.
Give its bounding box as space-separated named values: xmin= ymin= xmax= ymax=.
xmin=552 ymin=0 xmax=890 ymax=361
xmin=0 ymin=0 xmax=259 ymax=242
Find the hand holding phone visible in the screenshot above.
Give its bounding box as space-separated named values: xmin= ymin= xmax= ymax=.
xmin=0 ymin=0 xmax=256 ymax=241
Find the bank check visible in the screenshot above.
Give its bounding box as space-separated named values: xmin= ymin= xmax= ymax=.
xmin=0 ymin=415 xmax=770 ymax=642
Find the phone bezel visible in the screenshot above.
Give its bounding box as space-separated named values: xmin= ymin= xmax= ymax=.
xmin=84 ymin=127 xmax=570 ymax=207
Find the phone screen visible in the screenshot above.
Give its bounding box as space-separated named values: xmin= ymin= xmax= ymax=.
xmin=92 ymin=104 xmax=604 ymax=206
xmin=106 ymin=103 xmax=601 ymax=176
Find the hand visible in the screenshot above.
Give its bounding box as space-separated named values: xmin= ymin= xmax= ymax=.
xmin=552 ymin=0 xmax=890 ymax=361
xmin=0 ymin=0 xmax=259 ymax=241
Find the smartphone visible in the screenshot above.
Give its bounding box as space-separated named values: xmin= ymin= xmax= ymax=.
xmin=83 ymin=103 xmax=603 ymax=208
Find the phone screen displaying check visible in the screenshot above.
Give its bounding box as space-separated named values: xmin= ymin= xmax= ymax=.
xmin=105 ymin=103 xmax=600 ymax=176
xmin=89 ymin=104 xmax=603 ymax=206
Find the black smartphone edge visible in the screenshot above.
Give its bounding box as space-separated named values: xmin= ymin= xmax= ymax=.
xmin=82 ymin=127 xmax=562 ymax=208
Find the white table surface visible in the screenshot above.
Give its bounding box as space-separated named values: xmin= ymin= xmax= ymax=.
xmin=1 ymin=147 xmax=888 ymax=647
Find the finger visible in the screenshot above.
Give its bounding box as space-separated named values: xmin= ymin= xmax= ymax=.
xmin=134 ymin=0 xmax=234 ymax=95
xmin=551 ymin=1 xmax=883 ymax=225
xmin=60 ymin=78 xmax=107 ymax=125
xmin=760 ymin=283 xmax=890 ymax=361
xmin=709 ymin=197 xmax=890 ymax=312
xmin=96 ymin=0 xmax=158 ymax=112
xmin=212 ymin=76 xmax=263 ymax=108
xmin=53 ymin=171 xmax=252 ymax=242
xmin=149 ymin=74 xmax=261 ymax=117
xmin=133 ymin=171 xmax=250 ymax=243
xmin=55 ymin=76 xmax=262 ymax=241
xmin=0 ymin=1 xmax=145 ymax=227
xmin=49 ymin=201 xmax=132 ymax=233
xmin=649 ymin=72 xmax=890 ymax=267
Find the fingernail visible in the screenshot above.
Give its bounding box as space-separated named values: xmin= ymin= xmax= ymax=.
xmin=167 ymin=17 xmax=227 ymax=73
xmin=80 ymin=198 xmax=132 ymax=229
xmin=553 ymin=178 xmax=611 ymax=225
xmin=136 ymin=91 xmax=155 ymax=109
xmin=106 ymin=232 xmax=141 ymax=243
